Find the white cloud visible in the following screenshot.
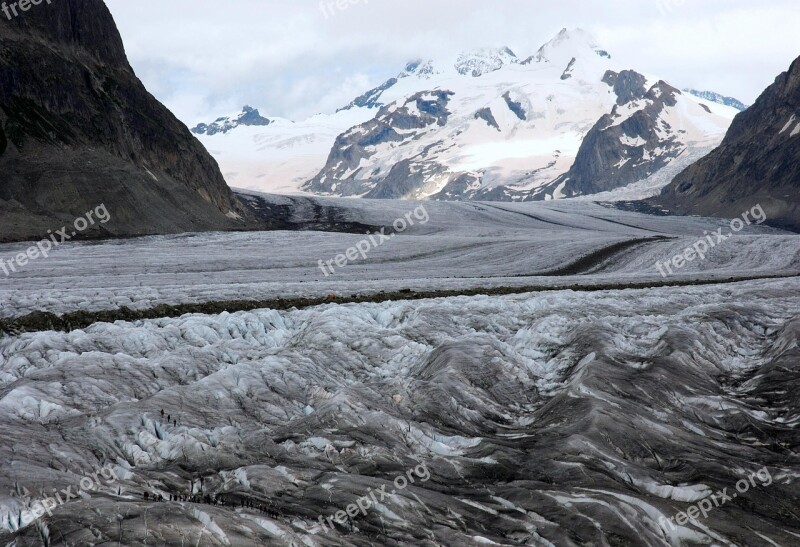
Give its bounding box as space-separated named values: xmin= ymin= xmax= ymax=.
xmin=105 ymin=0 xmax=800 ymax=124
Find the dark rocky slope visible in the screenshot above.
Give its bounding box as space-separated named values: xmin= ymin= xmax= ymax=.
xmin=654 ymin=55 xmax=800 ymax=231
xmin=0 ymin=0 xmax=254 ymax=242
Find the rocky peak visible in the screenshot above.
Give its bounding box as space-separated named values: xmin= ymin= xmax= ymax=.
xmin=192 ymin=106 xmax=271 ymax=135
xmin=646 ymin=81 xmax=680 ymax=107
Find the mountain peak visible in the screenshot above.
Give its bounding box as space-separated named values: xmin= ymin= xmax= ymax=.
xmin=527 ymin=27 xmax=609 ymax=64
xmin=454 ymin=46 xmax=519 ymax=77
xmin=399 ymin=59 xmax=437 ymax=79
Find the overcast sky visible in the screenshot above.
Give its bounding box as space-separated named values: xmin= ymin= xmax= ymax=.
xmin=104 ymin=0 xmax=800 ymax=125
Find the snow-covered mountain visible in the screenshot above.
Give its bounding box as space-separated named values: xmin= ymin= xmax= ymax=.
xmin=306 ymin=29 xmax=737 ymax=201
xmin=683 ymin=89 xmax=749 ymax=111
xmin=193 ymin=29 xmax=738 ymax=200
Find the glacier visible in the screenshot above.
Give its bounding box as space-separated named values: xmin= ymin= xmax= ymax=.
xmin=0 ymin=198 xmax=798 ymax=545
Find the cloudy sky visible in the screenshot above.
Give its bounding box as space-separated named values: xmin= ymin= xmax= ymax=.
xmin=105 ymin=0 xmax=800 ymax=125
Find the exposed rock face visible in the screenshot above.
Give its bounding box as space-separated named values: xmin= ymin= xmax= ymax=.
xmin=502 ymin=91 xmax=527 ymax=121
xmin=656 ymin=56 xmax=800 ymax=231
xmin=560 ymin=57 xmax=576 ymax=80
xmin=606 ymin=69 xmax=648 ymax=105
xmin=474 ymin=107 xmax=500 ymax=131
xmin=0 ymin=0 xmax=251 ymax=242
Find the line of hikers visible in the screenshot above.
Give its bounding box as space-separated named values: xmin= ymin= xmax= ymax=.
xmin=160 ymin=408 xmax=178 ymax=427
xmin=142 ymin=489 xmax=282 ymax=519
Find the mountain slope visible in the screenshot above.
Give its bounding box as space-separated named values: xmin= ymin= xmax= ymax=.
xmin=0 ymin=0 xmax=253 ymax=242
xmin=655 ymin=55 xmax=800 ymax=231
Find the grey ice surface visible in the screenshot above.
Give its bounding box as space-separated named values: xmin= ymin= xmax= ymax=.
xmin=1 ymin=198 xmax=796 ymax=317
